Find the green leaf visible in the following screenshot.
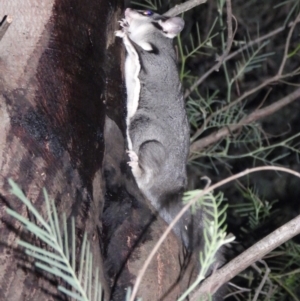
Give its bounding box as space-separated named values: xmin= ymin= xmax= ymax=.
xmin=58 ymin=286 xmax=85 ymax=301
xmin=9 ymin=179 xmax=51 ymax=233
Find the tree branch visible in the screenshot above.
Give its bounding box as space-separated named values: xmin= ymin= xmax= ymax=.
xmin=190 ymin=213 xmax=300 ymax=301
xmin=190 ymin=87 xmax=300 ymax=155
xmin=164 ymin=0 xmax=207 ymax=17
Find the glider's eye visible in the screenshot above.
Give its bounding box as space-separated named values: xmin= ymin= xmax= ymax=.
xmin=143 ymin=10 xmax=153 ymax=16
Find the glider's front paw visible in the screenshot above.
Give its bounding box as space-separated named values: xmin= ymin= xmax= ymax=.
xmin=119 ymin=18 xmax=129 ymax=28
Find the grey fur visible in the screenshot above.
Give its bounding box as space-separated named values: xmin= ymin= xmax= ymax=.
xmin=116 ymin=9 xmax=193 ymax=249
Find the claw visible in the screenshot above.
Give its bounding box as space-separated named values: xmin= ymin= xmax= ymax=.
xmin=115 ymin=18 xmax=130 ymax=38
xmin=117 ymin=18 xmax=129 ymax=29
xmin=119 ymin=18 xmax=129 ymax=27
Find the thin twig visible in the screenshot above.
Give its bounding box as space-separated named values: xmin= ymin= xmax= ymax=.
xmin=0 ymin=15 xmax=13 ymax=42
xmin=278 ymin=12 xmax=300 ymax=76
xmin=190 ymin=213 xmax=300 ymax=301
xmin=164 ymin=0 xmax=207 ymax=17
xmin=190 ymin=87 xmax=300 ymax=154
xmin=256 ymin=88 xmax=272 ymax=111
xmin=252 ymin=261 xmax=271 ymax=301
xmin=129 ymin=166 xmax=300 ymax=301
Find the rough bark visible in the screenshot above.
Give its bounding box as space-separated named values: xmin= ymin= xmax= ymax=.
xmin=0 ymin=0 xmax=121 ymax=299
xmin=0 ymin=1 xmax=199 ymax=301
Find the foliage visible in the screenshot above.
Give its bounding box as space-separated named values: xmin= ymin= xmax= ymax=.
xmin=7 ymin=179 xmax=233 ymax=301
xmin=6 ymin=179 xmax=103 ymax=301
xmin=183 ymin=0 xmax=300 ymax=169
xmin=130 ymin=0 xmax=300 ymax=300
xmin=131 ymin=0 xmax=162 ymax=11
xmin=228 ymin=186 xmax=300 ymax=300
xmin=178 ymin=190 xmax=234 ymax=301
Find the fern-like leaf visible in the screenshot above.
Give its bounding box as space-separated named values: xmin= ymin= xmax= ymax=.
xmin=6 ymin=179 xmax=103 ymax=301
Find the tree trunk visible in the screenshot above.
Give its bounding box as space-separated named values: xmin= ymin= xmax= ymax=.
xmin=0 ymin=1 xmax=198 ymax=300
xmin=0 ymin=0 xmax=119 ymax=299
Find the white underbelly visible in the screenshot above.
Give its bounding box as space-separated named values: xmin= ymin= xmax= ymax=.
xmin=122 ymin=35 xmax=141 ymax=150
